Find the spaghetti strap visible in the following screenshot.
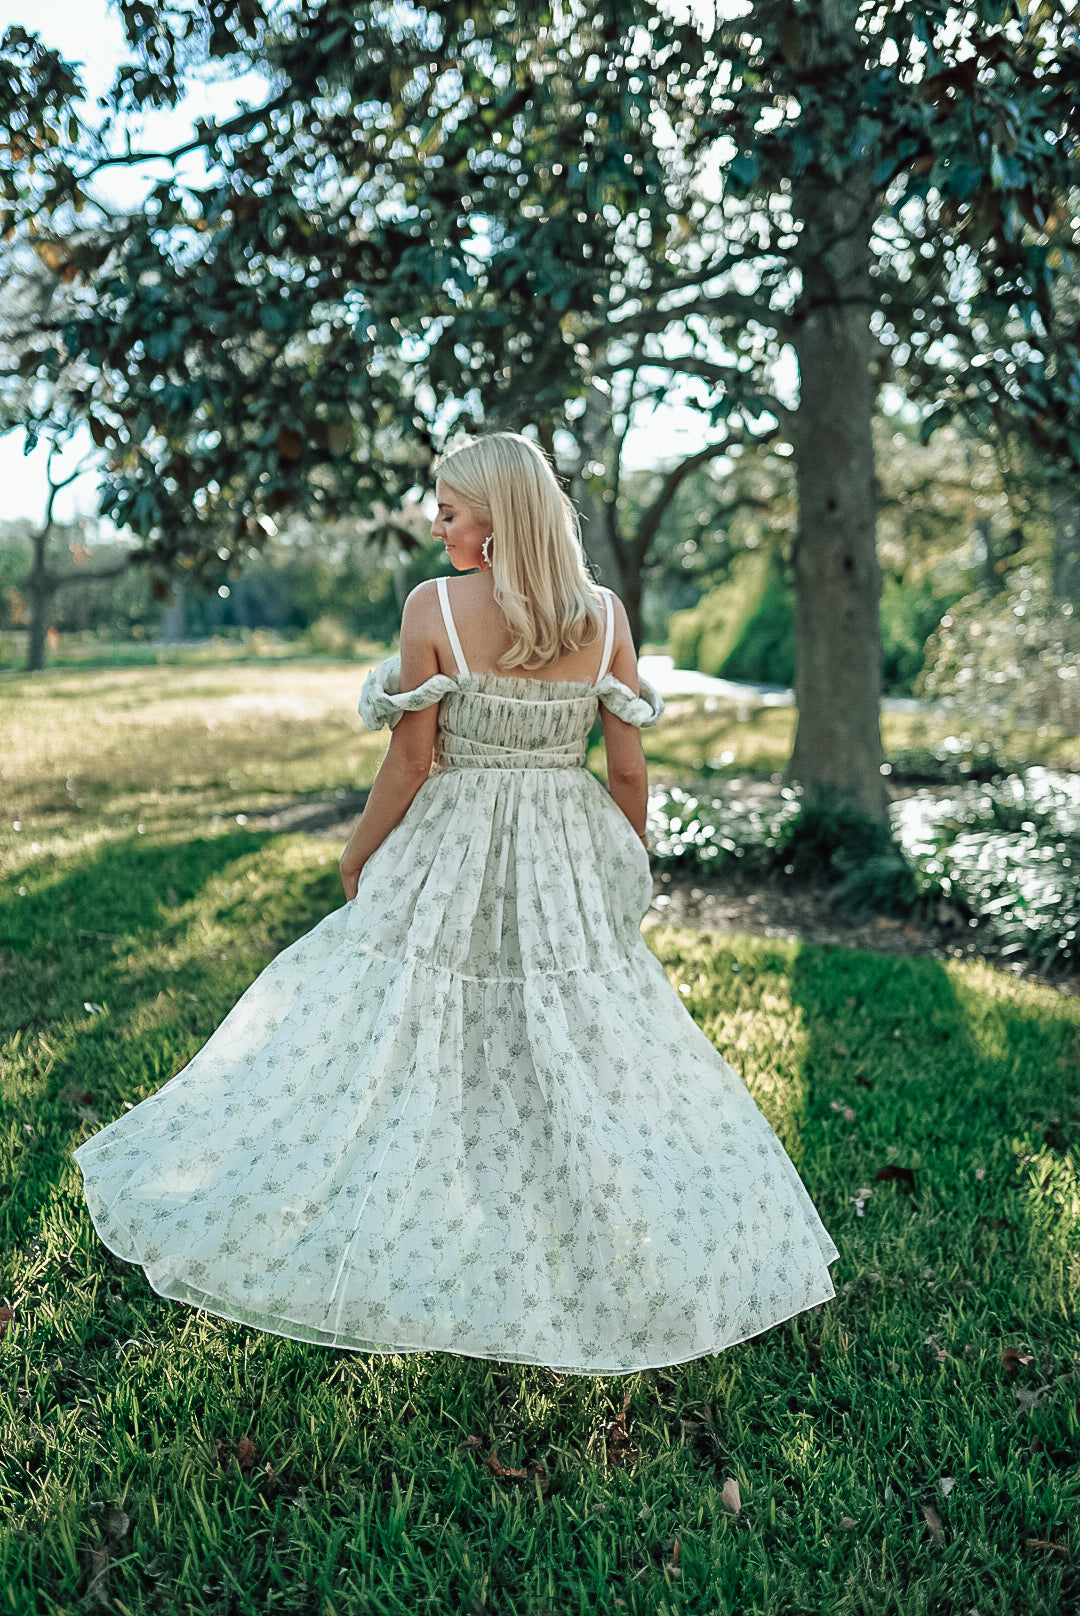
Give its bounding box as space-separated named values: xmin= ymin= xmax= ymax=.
xmin=436 ymin=576 xmax=470 ymax=677
xmin=597 ymin=588 xmax=616 ymax=682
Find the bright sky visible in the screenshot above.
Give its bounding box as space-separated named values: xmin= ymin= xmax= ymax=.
xmin=0 ymin=0 xmax=745 ymax=525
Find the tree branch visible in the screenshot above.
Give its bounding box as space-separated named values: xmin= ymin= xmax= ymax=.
xmin=608 ymin=292 xmax=793 ymax=342
xmin=74 ymin=92 xmax=293 ymax=182
xmin=631 ymin=427 xmax=781 ymax=568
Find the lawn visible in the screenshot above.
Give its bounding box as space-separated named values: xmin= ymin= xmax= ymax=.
xmin=1 ymin=655 xmax=1078 ymax=1615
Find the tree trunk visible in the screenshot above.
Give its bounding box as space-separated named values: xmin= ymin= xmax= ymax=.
xmin=787 ymin=160 xmax=887 ymax=822
xmin=24 ymin=527 xmax=55 ymax=674
xmin=161 ymin=580 xmax=186 ymax=642
xmin=1050 ymin=469 xmax=1080 ymax=606
xmin=560 ymin=386 xmax=644 ymax=644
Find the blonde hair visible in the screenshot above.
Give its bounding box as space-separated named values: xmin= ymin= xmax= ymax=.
xmin=433 ymin=430 xmax=605 ymax=671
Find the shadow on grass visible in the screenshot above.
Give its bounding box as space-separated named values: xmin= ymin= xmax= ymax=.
xmin=0 ymin=829 xmax=343 ymax=1248
xmin=785 ymin=941 xmax=1079 ymax=1592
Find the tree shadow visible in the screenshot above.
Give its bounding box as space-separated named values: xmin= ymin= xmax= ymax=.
xmin=0 ymin=828 xmax=342 ymax=1248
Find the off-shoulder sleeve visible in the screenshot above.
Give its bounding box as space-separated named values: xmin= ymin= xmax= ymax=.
xmin=359 ymin=655 xmax=460 ymax=732
xmin=595 ymin=672 xmax=665 ymax=728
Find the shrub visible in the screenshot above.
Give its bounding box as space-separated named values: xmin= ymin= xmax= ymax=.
xmin=919 ymin=567 xmax=1080 ymax=732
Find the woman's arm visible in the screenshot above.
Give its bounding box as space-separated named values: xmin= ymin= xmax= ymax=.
xmin=339 ymin=585 xmax=441 ymax=900
xmin=598 ymin=595 xmax=650 ymax=843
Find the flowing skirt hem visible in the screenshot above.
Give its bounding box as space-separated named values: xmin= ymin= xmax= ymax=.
xmin=78 ymin=1179 xmax=840 ymax=1377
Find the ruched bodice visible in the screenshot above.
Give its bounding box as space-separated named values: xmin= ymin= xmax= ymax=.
xmin=359 ymin=657 xmax=664 ymax=771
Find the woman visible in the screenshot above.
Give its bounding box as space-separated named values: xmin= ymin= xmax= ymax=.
xmin=73 ymin=430 xmax=838 ymax=1374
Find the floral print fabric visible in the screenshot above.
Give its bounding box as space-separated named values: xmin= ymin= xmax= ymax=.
xmin=73 ymin=658 xmax=838 ymax=1373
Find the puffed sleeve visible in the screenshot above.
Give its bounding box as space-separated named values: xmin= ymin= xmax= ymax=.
xmin=595 ymin=672 xmax=665 ymax=728
xmin=359 ymin=655 xmax=460 ymax=732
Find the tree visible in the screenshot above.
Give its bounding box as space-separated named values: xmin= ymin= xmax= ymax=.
xmin=4 ymin=1 xmax=1079 ymax=817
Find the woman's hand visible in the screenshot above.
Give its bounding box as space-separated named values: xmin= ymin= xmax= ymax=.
xmin=339 ymin=845 xmax=366 ymax=902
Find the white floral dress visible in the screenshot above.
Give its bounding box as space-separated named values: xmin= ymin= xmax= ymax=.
xmin=73 ymin=581 xmax=839 ymax=1374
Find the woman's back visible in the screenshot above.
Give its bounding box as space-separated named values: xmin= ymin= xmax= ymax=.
xmin=431 ymin=570 xmax=633 ymax=688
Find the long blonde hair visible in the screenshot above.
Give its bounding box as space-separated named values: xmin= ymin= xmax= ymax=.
xmin=433 ymin=430 xmax=605 ymax=671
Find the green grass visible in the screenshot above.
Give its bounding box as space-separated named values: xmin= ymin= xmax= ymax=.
xmin=0 ymin=659 xmax=1078 ymax=1614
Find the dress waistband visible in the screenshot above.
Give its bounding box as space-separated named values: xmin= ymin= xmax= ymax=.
xmin=435 ymin=734 xmax=586 ymax=771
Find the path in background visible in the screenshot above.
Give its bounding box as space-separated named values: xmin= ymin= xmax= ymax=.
xmin=639 ymin=654 xmax=927 ymax=713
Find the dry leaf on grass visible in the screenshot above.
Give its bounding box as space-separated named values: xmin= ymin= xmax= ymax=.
xmin=606 ymin=1389 xmax=636 ymax=1467
xmin=664 ymin=1538 xmax=681 ymax=1578
xmin=0 ymin=1305 xmax=14 ymax=1340
xmin=1026 ymin=1538 xmax=1069 ymax=1556
xmin=938 ymin=1477 xmax=957 ymax=1497
xmin=1002 ymin=1347 xmax=1035 ymax=1372
xmin=922 ymin=1504 xmax=944 ymax=1542
xmin=105 ymin=1506 xmax=129 ymax=1539
xmin=57 ymin=1082 xmax=99 ymax=1122
xmin=236 ymin=1435 xmax=256 ymax=1470
xmin=720 ymin=1477 xmax=742 ymax=1515
xmin=485 ymin=1447 xmax=528 ymax=1480
xmin=839 ymin=1515 xmax=858 ymax=1530
xmin=87 ymin=1545 xmax=112 ymax=1608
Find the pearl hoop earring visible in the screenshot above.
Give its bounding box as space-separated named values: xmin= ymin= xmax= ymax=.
xmin=481 ymin=535 xmax=493 ymax=568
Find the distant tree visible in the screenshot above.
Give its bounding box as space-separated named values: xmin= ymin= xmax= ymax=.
xmin=13 ymin=441 xmax=132 ymax=670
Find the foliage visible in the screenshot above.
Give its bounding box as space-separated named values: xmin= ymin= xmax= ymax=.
xmin=669 ymin=557 xmax=956 ymax=697
xmin=886 ymin=735 xmax=1009 ymax=785
xmin=668 ymin=549 xmax=783 ymax=683
xmin=880 ymin=573 xmax=965 ymax=695
xmin=645 ymin=783 xmax=803 ymax=879
xmin=919 ymin=567 xmax=1080 ymax=734
xmin=650 ymin=766 xmax=1080 ymax=978
xmin=899 ymin=769 xmax=1080 ymax=975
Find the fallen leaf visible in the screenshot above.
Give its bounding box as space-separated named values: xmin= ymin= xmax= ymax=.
xmin=720 ymin=1476 xmax=742 ymax=1514
xmin=87 ymin=1544 xmax=111 ymax=1607
xmin=58 ymin=1082 xmax=98 ymax=1122
xmin=842 ymin=1106 xmax=856 ymax=1123
xmin=664 ymin=1537 xmax=681 ymax=1577
xmin=922 ymin=1504 xmax=944 ymax=1542
xmin=1015 ymin=1385 xmax=1052 ymax=1411
xmin=236 ymin=1435 xmax=256 ymax=1470
xmin=1026 ymin=1538 xmax=1069 ymax=1555
xmin=1002 ymin=1347 xmax=1035 ymax=1373
xmin=105 ymin=1506 xmax=129 ymax=1539
xmin=833 ymin=1042 xmax=849 ymax=1056
xmin=975 ymin=1166 xmax=986 ymax=1180
xmin=854 ymin=1072 xmax=874 ymax=1088
xmin=605 ymin=1388 xmax=636 ymax=1467
xmin=0 ymin=1305 xmax=13 ymax=1340
xmin=839 ymin=1515 xmax=858 ymax=1530
xmin=938 ymin=1477 xmax=956 ymax=1497
xmin=485 ymin=1447 xmax=528 ymax=1480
